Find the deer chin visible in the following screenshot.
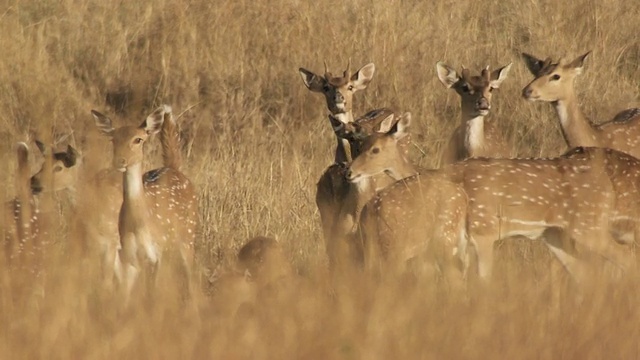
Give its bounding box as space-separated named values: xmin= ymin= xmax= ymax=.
xmin=477 ymin=109 xmax=490 ymax=116
xmin=524 ymin=94 xmax=541 ymax=101
xmin=346 ymin=172 xmax=365 ymax=183
xmin=334 ymin=102 xmax=347 ymax=112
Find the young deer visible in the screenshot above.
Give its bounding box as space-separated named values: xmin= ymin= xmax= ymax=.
xmin=92 ymin=105 xmax=198 ymax=299
xmin=522 ymin=51 xmax=640 ymax=158
xmin=319 ymin=110 xmax=414 ymax=269
xmin=236 ymin=236 xmax=291 ymax=285
xmin=345 ymin=117 xmax=468 ymax=277
xmin=299 ymin=61 xmax=378 ymax=256
xmin=436 ymin=62 xmax=513 ymax=164
xmin=325 ymin=111 xmax=415 ymax=269
xmin=3 ymin=143 xmax=36 ymax=267
xmin=3 ymin=142 xmax=80 ymax=267
xmin=30 ymin=141 xmax=81 ymax=195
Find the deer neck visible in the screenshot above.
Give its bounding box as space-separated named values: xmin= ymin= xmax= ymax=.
xmin=553 ymin=94 xmax=600 ymax=147
xmin=383 ymin=154 xmax=419 ymax=185
xmin=334 ymin=138 xmax=352 ymax=164
xmin=333 ymin=111 xmax=355 ymax=163
xmin=464 ymin=116 xmax=486 ymax=156
xmin=334 ymin=111 xmax=354 ymax=124
xmin=121 ymin=162 xmax=149 ymax=223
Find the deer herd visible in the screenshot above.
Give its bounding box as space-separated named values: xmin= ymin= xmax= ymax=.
xmin=2 ymin=51 xmax=640 ymax=303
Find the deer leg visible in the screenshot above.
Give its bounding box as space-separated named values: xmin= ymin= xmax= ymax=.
xmin=542 ymin=230 xmax=586 ymax=285
xmin=179 ymin=244 xmax=195 ymax=298
xmin=101 ymin=239 xmax=118 ymax=289
xmin=119 ymin=233 xmax=140 ymax=302
xmin=469 ymin=234 xmax=495 ymax=280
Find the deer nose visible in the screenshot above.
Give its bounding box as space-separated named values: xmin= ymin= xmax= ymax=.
xmin=334 ymin=92 xmax=344 ymax=103
xmin=30 ymin=177 xmax=43 ymax=194
xmin=114 ymin=158 xmax=127 ymax=170
xmin=522 ymin=87 xmax=533 ymax=99
xmin=477 ymin=98 xmax=490 ymax=110
xmin=345 ymin=169 xmax=353 ymax=180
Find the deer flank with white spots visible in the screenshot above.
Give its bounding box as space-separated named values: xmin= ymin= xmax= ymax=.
xmin=92 ymin=105 xmax=197 ymax=299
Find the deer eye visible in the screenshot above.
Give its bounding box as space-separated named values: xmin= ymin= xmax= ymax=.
xmin=461 ymin=84 xmax=471 ymax=93
xmin=323 ymin=84 xmax=331 ymax=92
xmin=53 ymin=165 xmax=63 ymax=173
xmin=551 ymin=74 xmax=561 ymax=81
xmin=372 ymin=148 xmax=380 ymax=154
xmin=348 ymin=85 xmax=354 ymax=91
xmin=134 ymin=138 xmax=144 ymax=144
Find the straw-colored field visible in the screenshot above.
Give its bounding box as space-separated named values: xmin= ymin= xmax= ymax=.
xmin=1 ymin=0 xmax=639 ymax=358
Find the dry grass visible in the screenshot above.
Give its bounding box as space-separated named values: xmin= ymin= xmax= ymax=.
xmin=1 ymin=0 xmax=639 ymax=358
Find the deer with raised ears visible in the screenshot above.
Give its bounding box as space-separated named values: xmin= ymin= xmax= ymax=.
xmin=349 ymin=124 xmax=640 ymax=283
xmin=92 ymin=105 xmax=198 ymax=300
xmin=316 ymin=110 xmax=413 ymax=269
xmin=436 ymin=62 xmax=513 ymax=164
xmin=3 ymin=143 xmax=35 ymax=266
xmin=522 ymin=51 xmax=640 ymax=158
xmin=345 ymin=116 xmax=468 ymax=278
xmin=299 ymin=61 xmax=376 ymax=163
xmin=3 ymin=141 xmax=82 ymax=267
xmin=324 ymin=111 xmax=413 ymax=269
xmin=30 ymin=141 xmax=81 ymax=195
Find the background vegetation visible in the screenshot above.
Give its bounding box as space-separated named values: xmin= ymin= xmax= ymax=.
xmin=0 ymin=0 xmax=639 ymax=358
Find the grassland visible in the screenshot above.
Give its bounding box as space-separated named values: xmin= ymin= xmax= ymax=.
xmin=0 ymin=0 xmax=639 ymax=358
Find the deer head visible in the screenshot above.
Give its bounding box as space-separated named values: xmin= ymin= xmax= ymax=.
xmin=299 ymin=61 xmax=375 ymax=119
xmin=92 ymin=107 xmax=165 ymax=171
xmin=522 ymin=51 xmax=591 ymax=102
xmin=437 ymin=62 xmax=512 ymax=118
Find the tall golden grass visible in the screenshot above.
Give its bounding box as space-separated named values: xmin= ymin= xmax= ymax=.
xmin=1 ymin=0 xmax=639 ymax=358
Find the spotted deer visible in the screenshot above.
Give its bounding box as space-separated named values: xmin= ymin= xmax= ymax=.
xmin=348 ymin=122 xmax=640 ymax=282
xmin=30 ymin=141 xmax=81 ymax=195
xmin=208 ymin=236 xmax=294 ymax=318
xmin=3 ymin=142 xmax=80 ymax=268
xmin=299 ymin=60 xmax=376 ymax=163
xmin=451 ymin=148 xmax=640 ymax=281
xmin=522 ymin=51 xmax=640 ymax=158
xmin=325 ymin=111 xmax=415 ymax=269
xmin=319 ymin=110 xmax=414 ymax=269
xmin=436 ymin=62 xmax=513 ymax=164
xmin=3 ymin=143 xmax=36 ymax=267
xmin=92 ymin=105 xmax=198 ymax=299
xmin=85 ymin=106 xmax=195 ymax=289
xmin=345 ymin=116 xmax=468 ymax=278
xmin=236 ymin=236 xmax=291 ymax=285
xmin=298 ymin=62 xmax=379 ymax=242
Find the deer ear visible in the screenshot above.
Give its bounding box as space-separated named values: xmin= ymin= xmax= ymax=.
xmin=350 ymin=63 xmax=375 ymax=91
xmin=388 ymin=112 xmax=412 ymax=141
xmin=521 ymin=53 xmax=545 ymax=75
xmin=141 ymin=106 xmax=165 ymax=135
xmin=567 ymin=51 xmax=590 ymax=75
xmin=35 ymin=139 xmax=46 ymax=154
xmin=490 ymin=63 xmax=512 ymax=88
xmin=298 ymin=68 xmax=325 ymax=92
xmin=62 ymin=145 xmax=79 ymax=167
xmin=377 ymin=114 xmax=396 ymax=133
xmin=91 ymin=110 xmax=115 ymax=136
xmin=328 ymin=114 xmax=344 ymax=131
xmin=16 ymin=142 xmax=29 ymax=165
xmin=436 ymin=62 xmax=460 ymax=88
